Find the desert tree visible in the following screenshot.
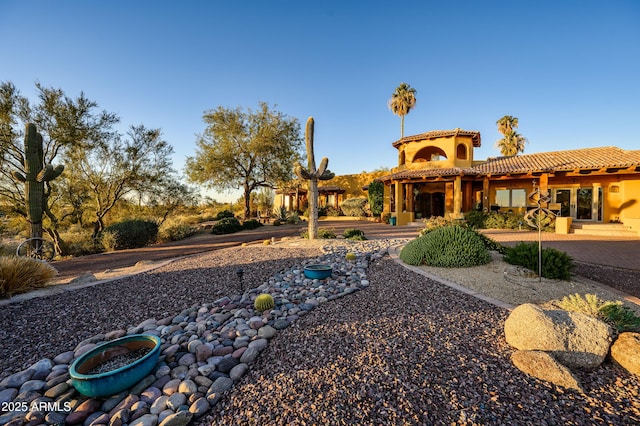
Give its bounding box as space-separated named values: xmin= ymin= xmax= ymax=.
xmin=185 ymin=102 xmax=302 ymax=219
xmin=0 ymin=81 xmax=118 ymax=252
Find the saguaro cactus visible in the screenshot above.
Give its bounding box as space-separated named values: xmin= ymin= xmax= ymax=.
xmin=294 ymin=117 xmax=334 ymax=239
xmin=11 ymin=123 xmax=64 ymax=240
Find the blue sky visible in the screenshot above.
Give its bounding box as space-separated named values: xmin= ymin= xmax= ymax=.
xmin=1 ymin=1 xmax=639 ymax=202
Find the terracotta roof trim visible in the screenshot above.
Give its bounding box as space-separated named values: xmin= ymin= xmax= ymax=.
xmin=392 ymin=129 xmax=481 ymax=148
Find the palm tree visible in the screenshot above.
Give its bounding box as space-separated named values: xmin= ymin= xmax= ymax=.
xmin=496 ymin=115 xmax=518 ymax=135
xmin=496 ymin=130 xmax=527 ymax=156
xmin=388 ymin=83 xmax=417 ymax=138
xmin=495 ymin=115 xmax=527 ymax=156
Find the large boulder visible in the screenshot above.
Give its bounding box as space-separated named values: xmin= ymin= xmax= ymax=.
xmin=610 ymin=332 xmax=640 ymax=376
xmin=504 ymin=303 xmax=613 ymax=370
xmin=511 ymin=350 xmax=584 ymax=392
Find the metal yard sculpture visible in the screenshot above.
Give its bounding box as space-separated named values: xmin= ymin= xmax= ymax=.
xmin=524 ymin=180 xmax=556 ymax=281
xmin=294 ymin=117 xmax=334 ymax=240
xmin=11 ymin=123 xmax=64 ymax=241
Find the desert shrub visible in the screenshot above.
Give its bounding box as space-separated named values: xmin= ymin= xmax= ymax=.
xmin=0 ymin=256 xmax=58 ymax=298
xmin=400 ymin=225 xmax=491 ymax=268
xmin=419 ymin=216 xmax=450 ymax=235
xmin=325 ymin=206 xmax=342 ymax=217
xmin=272 ymin=219 xmax=282 ymax=226
xmin=599 ymin=304 xmax=640 ymax=332
xmin=242 ymin=219 xmax=263 ymax=230
xmin=104 ymin=219 xmax=158 ymax=249
xmin=340 ymin=197 xmax=368 ymax=217
xmin=214 ymin=210 xmax=235 ymax=221
xmin=158 ymin=222 xmax=196 ymax=242
xmin=464 ymin=210 xmax=487 ymax=229
xmin=211 ymin=217 xmax=242 ymax=235
xmin=99 ymin=230 xmax=119 ymax=252
xmin=274 ymin=206 xmax=288 ymax=221
xmin=503 ymin=242 xmax=573 ymax=280
xmin=554 ymin=293 xmax=640 ymax=333
xmin=343 ymin=228 xmax=366 ymax=240
xmin=469 ymin=229 xmax=505 ymax=253
xmin=484 ymin=212 xmax=523 ymax=229
xmin=301 ymin=228 xmax=336 ymax=239
xmin=382 ymin=213 xmax=391 ymax=224
xmin=287 ymin=211 xmax=301 ymax=224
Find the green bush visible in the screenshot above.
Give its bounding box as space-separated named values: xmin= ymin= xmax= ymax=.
xmin=343 ymin=228 xmax=366 ymax=240
xmin=464 ymin=210 xmax=487 ymax=229
xmin=214 ymin=210 xmax=235 ymax=221
xmin=368 ymin=181 xmax=384 ymax=217
xmin=484 ymin=212 xmax=525 ymax=230
xmin=272 ymin=219 xmax=282 ymax=226
xmin=158 ymin=223 xmax=196 ymax=242
xmin=104 ymin=219 xmax=158 ymax=249
xmin=469 ymin=229 xmax=505 ymax=253
xmin=326 ymin=206 xmax=341 ymax=217
xmin=419 ymin=216 xmax=450 ymax=235
xmin=242 ymin=219 xmax=263 ymax=230
xmin=503 ymin=242 xmax=573 ymax=280
xmin=400 ymin=225 xmax=491 ymax=268
xmin=599 ymin=304 xmax=640 ymax=332
xmin=301 ymin=228 xmax=336 ymax=239
xmin=211 ymin=217 xmax=242 ymax=235
xmin=340 ymin=197 xmax=368 ymax=217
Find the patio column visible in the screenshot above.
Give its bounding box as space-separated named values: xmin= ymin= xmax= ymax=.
xmin=483 ymin=176 xmax=490 ymax=211
xmin=406 ymin=183 xmax=414 ymax=213
xmin=453 ymin=175 xmax=462 ymax=216
xmin=539 ymin=173 xmax=549 ymax=208
xmin=395 ymin=181 xmax=403 ymax=212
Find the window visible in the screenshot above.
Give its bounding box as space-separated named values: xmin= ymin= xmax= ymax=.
xmin=456 ymin=144 xmax=467 ymax=160
xmin=495 ymin=189 xmax=526 ymax=208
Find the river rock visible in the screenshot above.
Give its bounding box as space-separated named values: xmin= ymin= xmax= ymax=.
xmin=159 ymin=410 xmax=192 ymax=426
xmin=65 ymin=398 xmax=102 ymax=424
xmin=189 ymin=397 xmax=209 ymax=417
xmin=130 ymin=413 xmax=159 ymax=426
xmin=0 ymin=368 xmax=34 ymax=388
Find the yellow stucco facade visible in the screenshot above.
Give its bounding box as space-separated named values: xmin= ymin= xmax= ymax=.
xmin=377 ymin=129 xmax=640 ymax=228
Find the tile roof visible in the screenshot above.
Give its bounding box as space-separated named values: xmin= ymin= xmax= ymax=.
xmin=378 ymin=146 xmax=640 ymax=181
xmin=392 ymin=129 xmax=481 ymax=148
xmin=380 ymin=167 xmax=481 ymax=181
xmin=473 ymin=146 xmax=640 ymax=175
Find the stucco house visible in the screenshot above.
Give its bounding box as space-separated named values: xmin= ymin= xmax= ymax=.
xmin=376 ymin=129 xmax=640 ymax=235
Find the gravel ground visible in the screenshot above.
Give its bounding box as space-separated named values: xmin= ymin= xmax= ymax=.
xmin=201 ymin=256 xmax=640 ymax=425
xmin=2 ymin=241 xmax=640 ymax=425
xmin=0 ymin=245 xmax=319 ymax=377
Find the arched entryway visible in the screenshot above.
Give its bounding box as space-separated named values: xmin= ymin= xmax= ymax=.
xmin=416 ymin=192 xmax=445 ymax=218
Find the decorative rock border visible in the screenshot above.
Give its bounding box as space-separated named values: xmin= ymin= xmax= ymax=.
xmin=0 ymin=239 xmax=407 ymax=426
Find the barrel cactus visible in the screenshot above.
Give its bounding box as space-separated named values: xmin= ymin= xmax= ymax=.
xmin=11 ymin=123 xmax=64 ymax=240
xmin=294 ymin=117 xmax=334 ymax=239
xmin=254 ymin=293 xmax=275 ymax=312
xmin=345 ymin=252 xmax=357 ymax=262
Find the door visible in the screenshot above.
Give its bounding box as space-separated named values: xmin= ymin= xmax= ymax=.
xmin=576 ymin=188 xmax=593 ymax=220
xmin=554 ymin=188 xmax=573 ymax=218
xmin=553 ymin=188 xmax=599 ymax=221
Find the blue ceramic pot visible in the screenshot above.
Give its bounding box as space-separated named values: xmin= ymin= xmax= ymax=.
xmin=69 ymin=334 xmax=161 ymax=397
xmin=303 ymin=264 xmax=333 ymax=279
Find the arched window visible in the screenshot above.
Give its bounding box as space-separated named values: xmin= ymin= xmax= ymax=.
xmin=399 ymin=150 xmax=406 ymax=165
xmin=413 ymin=146 xmax=447 ymax=162
xmin=456 ymin=144 xmax=467 ymax=160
